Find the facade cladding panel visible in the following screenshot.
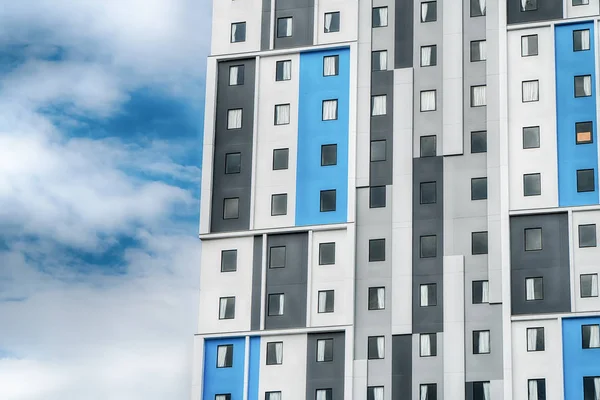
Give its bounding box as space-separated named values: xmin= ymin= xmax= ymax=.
xmin=203 ymin=337 xmax=247 ymax=400
xmin=306 ymin=332 xmax=345 ymax=400
xmin=563 ymin=317 xmax=600 ymax=399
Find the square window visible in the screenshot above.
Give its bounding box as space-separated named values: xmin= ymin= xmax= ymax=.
xmin=320 ymin=190 xmax=337 ymax=212
xmin=229 ymin=65 xmax=245 ymax=86
xmin=471 ymin=177 xmax=488 ymax=200
xmin=372 ymin=50 xmax=388 ymax=71
xmin=225 ymin=152 xmax=241 ymax=174
xmin=523 ymin=173 xmax=541 ymax=196
xmin=372 ymin=7 xmax=388 ymax=27
xmin=370 ymin=140 xmax=386 ymax=162
xmin=421 ymin=45 xmax=437 ymax=67
xmin=367 ymin=336 xmax=385 ymax=359
xmin=368 ymin=287 xmax=385 ymax=310
xmin=574 ymin=29 xmax=591 ymax=51
xmin=579 ymin=224 xmax=597 ymax=248
xmin=471 ymin=0 xmax=486 ymax=16
xmin=269 ymin=246 xmax=286 ymax=268
xmin=322 ymin=99 xmax=338 ymax=121
xmin=277 ymin=17 xmax=293 ymax=38
xmin=525 ymin=277 xmax=544 ymax=301
xmin=522 ymin=80 xmax=539 ymax=102
xmin=231 ymin=22 xmax=246 ymax=43
xmin=472 ymin=280 xmax=489 ymax=304
xmin=420 ymin=384 xmax=437 ymax=400
xmin=528 ymin=379 xmax=546 ymax=400
xmin=420 ymin=333 xmax=437 ymax=357
xmin=471 ymin=85 xmax=486 ymax=107
xmin=473 ymin=330 xmax=490 ymax=354
xmin=583 ymin=377 xmax=600 ymax=400
xmin=271 ymin=193 xmax=288 ymax=216
xmin=223 ymin=197 xmax=240 ymax=220
xmin=471 ymin=131 xmax=487 ymax=153
xmin=420 ymin=90 xmax=436 ymax=111
xmin=315 ymin=389 xmax=332 ymax=400
xmin=219 ymin=297 xmax=236 ymax=320
xmin=276 ymin=60 xmax=292 ymax=81
xmin=266 ymin=392 xmax=281 ymax=400
xmin=420 ymin=283 xmax=437 ymax=306
xmin=323 ymin=55 xmax=339 ymax=76
xmin=521 ymin=35 xmax=538 ymax=57
xmin=369 ymin=238 xmax=386 ymax=262
xmin=470 ymin=40 xmax=486 ymax=62
xmin=473 ymin=382 xmax=491 ymax=400
xmin=575 ymin=75 xmax=593 ymax=97
xmin=527 ymin=327 xmax=545 ymax=351
xmin=370 ymin=186 xmax=386 ymax=208
xmin=371 ymin=95 xmax=387 ymax=116
xmin=472 ymin=231 xmax=488 ymax=255
xmin=221 ymin=249 xmax=237 ymax=272
xmin=316 ymin=339 xmax=333 ymax=362
xmin=266 ymin=342 xmax=283 ymax=365
xmin=367 ymin=387 xmax=384 ymax=400
xmin=420 ymin=135 xmax=437 ymax=157
xmin=525 ymin=228 xmax=542 ymax=251
xmin=577 ymin=169 xmax=595 ymax=192
xmin=268 ymin=293 xmax=285 ymax=316
xmin=324 ymin=12 xmax=340 ymax=33
xmin=318 ymin=290 xmax=335 ymax=313
xmin=521 ymin=0 xmax=537 ymax=11
xmin=421 ymin=1 xmax=437 ymax=22
xmin=582 ymin=324 xmax=600 ymax=348
xmin=580 ymin=274 xmax=599 ymax=298
xmin=321 ymin=144 xmax=337 ymax=166
xmin=420 ymin=235 xmax=437 ymax=258
xmin=523 ymin=126 xmax=540 ymax=149
xmin=216 ymin=344 xmax=234 ymax=367
xmin=319 ymin=242 xmax=336 ymax=265
xmin=215 ymin=394 xmax=231 ymax=400
xmin=576 ymin=122 xmax=593 ymax=144
xmin=227 ymin=109 xmax=243 ymax=129
xmin=420 ymin=181 xmax=437 ymax=204
xmin=274 ymin=104 xmax=290 ymax=125
xmin=273 ymin=148 xmax=289 ymax=170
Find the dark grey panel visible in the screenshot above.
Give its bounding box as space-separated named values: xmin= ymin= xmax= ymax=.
xmin=306 ymin=332 xmax=345 ymax=400
xmin=251 ymin=235 xmax=263 ymax=331
xmin=510 ymin=213 xmax=571 ymax=315
xmin=265 ymin=232 xmax=308 ymax=329
xmin=394 ymin=0 xmax=413 ymax=68
xmin=370 ymin=71 xmax=394 ymax=186
xmin=507 ymin=0 xmax=562 ymax=25
xmin=261 ymin=12 xmax=271 ymax=51
xmin=211 ymin=59 xmax=256 ymax=233
xmin=392 ymin=335 xmax=412 ymax=399
xmin=273 ymin=7 xmax=314 ymax=49
xmin=412 ymin=157 xmax=443 ymax=333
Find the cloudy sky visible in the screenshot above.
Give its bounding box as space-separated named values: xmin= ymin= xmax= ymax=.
xmin=0 ymin=1 xmax=210 ymax=398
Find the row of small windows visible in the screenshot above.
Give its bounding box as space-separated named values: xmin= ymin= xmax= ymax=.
xmin=520 ymin=76 xmax=591 ymax=101
xmin=521 ymin=29 xmax=590 ymax=58
xmin=521 ymin=122 xmax=593 ymax=149
xmin=517 ymin=169 xmax=595 ymax=198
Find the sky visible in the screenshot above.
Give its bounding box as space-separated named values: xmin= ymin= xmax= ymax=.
xmin=0 ymin=1 xmax=210 ymax=398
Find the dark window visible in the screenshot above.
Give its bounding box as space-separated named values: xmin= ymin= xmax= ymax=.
xmin=324 ymin=12 xmax=340 ymax=33
xmin=370 ymin=140 xmax=386 ymax=162
xmin=419 ymin=333 xmax=437 ymax=356
xmin=315 ymin=389 xmax=332 ymax=400
xmin=368 ymin=287 xmax=385 ymax=310
xmin=521 ymin=34 xmax=539 ymax=56
xmin=420 ymin=135 xmax=437 ymax=157
xmin=323 ymin=55 xmax=339 ymax=76
xmin=523 ymin=126 xmax=540 ymax=149
xmin=577 ymin=169 xmax=595 ymax=192
xmin=472 ymin=280 xmax=489 ymax=304
xmin=470 ymin=0 xmax=486 ymax=16
xmin=223 ymin=197 xmax=240 ymax=220
xmin=576 ymin=121 xmax=593 ymax=144
xmin=231 ymin=22 xmax=246 ymax=43
xmin=225 ymin=153 xmax=241 ymax=174
xmin=271 ymin=194 xmax=287 ymax=216
xmin=473 ymin=330 xmax=490 ymax=354
xmin=471 ymin=177 xmax=488 ymax=200
xmin=573 ymin=0 xmax=590 ymax=5
xmin=420 ymin=283 xmax=437 ymax=306
xmin=269 ymin=246 xmax=286 ymax=268
xmin=521 ymin=0 xmax=537 ymax=11
xmin=277 ymin=17 xmax=293 ymax=38
xmin=525 ymin=228 xmax=542 ymax=251
xmin=266 ymin=342 xmax=283 ymax=365
xmin=369 ymin=239 xmax=386 ymax=262
xmin=219 ymin=297 xmax=236 ymax=320
xmin=583 ymin=377 xmax=600 ymax=400
xmin=268 ymin=293 xmax=284 ymax=316
xmin=275 ymin=60 xmax=291 ymax=81
xmin=471 ymin=131 xmax=487 ymax=153
xmin=574 ymin=29 xmax=591 ymax=51
xmin=367 ymin=387 xmax=384 ymax=400
xmin=319 ymin=242 xmax=336 ymax=265
xmin=582 ymin=324 xmax=600 ymax=348
xmin=318 ymin=290 xmax=335 ymax=313
xmin=420 ymin=181 xmax=437 ymax=204
xmin=215 ymin=394 xmax=231 ymax=400
xmin=420 ymin=235 xmax=437 ymax=258
xmin=525 ymin=277 xmax=544 ymax=301
xmin=472 ymin=382 xmax=491 ymax=400
xmin=523 ymin=173 xmax=541 ymax=196
xmin=579 ymin=224 xmax=597 ymax=248
xmin=316 ymin=339 xmax=333 ymax=362
xmin=367 ymin=336 xmax=385 ymax=359
xmin=372 ymin=7 xmax=388 ymax=27
xmin=370 ymin=186 xmax=386 ymax=208
xmin=420 ymin=1 xmax=437 ymax=22
xmin=527 ymin=379 xmax=546 ymax=400
xmin=575 ymin=75 xmax=593 ymax=98
xmin=273 ymin=148 xmax=289 ymax=170
xmin=526 ymin=327 xmax=545 ymax=351
xmin=229 ymin=65 xmax=245 ymax=86
xmin=266 ymin=392 xmax=281 ymax=400
xmin=472 ymin=231 xmax=488 ymax=255
xmin=420 ymin=384 xmax=437 ymax=400
xmin=372 ymin=50 xmax=388 ymax=71
xmin=470 ymin=40 xmax=486 ymax=61
xmin=321 ymin=144 xmax=338 ymax=166
xmin=420 ymin=45 xmax=437 ymax=67
xmin=320 ymin=190 xmax=336 ymax=212
xmin=216 ymin=344 xmax=234 ymax=368
xmin=221 ymin=249 xmax=237 ymax=272
xmin=581 ymin=274 xmax=599 ymax=298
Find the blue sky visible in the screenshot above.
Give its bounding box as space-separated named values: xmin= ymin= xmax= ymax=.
xmin=0 ymin=1 xmax=210 ymax=398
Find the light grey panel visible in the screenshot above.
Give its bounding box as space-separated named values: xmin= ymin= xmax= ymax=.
xmin=411 ymin=332 xmax=443 ymax=399
xmin=306 ymin=331 xmax=345 ymax=400
xmin=251 ymin=235 xmax=263 ymax=331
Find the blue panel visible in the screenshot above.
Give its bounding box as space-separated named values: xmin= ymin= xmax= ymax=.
xmin=247 ymin=337 xmax=261 ymax=400
xmin=555 ymin=22 xmax=599 ymax=206
xmin=563 ymin=317 xmax=600 ymax=399
xmin=296 ymin=47 xmax=350 ymax=226
xmin=203 ymin=337 xmax=246 ymax=400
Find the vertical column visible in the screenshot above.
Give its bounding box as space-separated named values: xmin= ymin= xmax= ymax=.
xmin=200 ymin=58 xmax=218 ymax=234
xmin=443 ymin=255 xmax=465 ymax=400
xmin=355 ymin=0 xmax=372 ymax=188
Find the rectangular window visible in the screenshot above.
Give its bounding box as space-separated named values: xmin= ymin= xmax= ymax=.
xmin=367 ymin=387 xmax=384 ymax=400
xmin=225 ymin=152 xmax=241 ymax=174
xmin=472 ymin=280 xmax=490 ymax=304
xmin=471 ymin=85 xmax=486 ymax=107
xmin=273 ymin=148 xmax=289 ymax=170
xmin=372 ymin=6 xmax=388 ymax=27
xmin=471 ymin=177 xmax=488 ymax=200
xmin=528 ymin=379 xmax=546 ymax=400
xmin=368 ymin=287 xmax=385 ymax=310
xmin=316 ymin=339 xmax=333 ymax=362
xmin=370 ymin=186 xmax=386 ymax=208
xmin=574 ymin=29 xmax=591 ymax=51
xmin=472 ymin=231 xmax=488 ymax=255
xmin=522 ymin=80 xmax=539 ymax=102
xmin=521 ymin=35 xmax=538 ymax=56
xmin=473 ymin=382 xmax=491 ymax=400
xmin=372 ymin=50 xmax=388 ymax=71
xmin=370 ymin=140 xmax=386 ymax=162
xmin=420 ymin=283 xmax=437 ymax=306
xmin=371 ymin=95 xmax=387 ymax=116
xmin=575 ymin=75 xmax=593 ymax=97
xmin=581 ymin=274 xmax=599 ymax=298
xmin=420 ymin=90 xmax=436 ymax=111
xmin=266 ymin=342 xmax=283 ymax=365
xmin=473 ymin=330 xmax=490 ymax=354
xmin=223 ymin=197 xmax=240 ymax=220
xmin=471 ymin=130 xmax=487 ymax=153
xmin=526 ymin=277 xmax=544 ymax=301
xmin=319 ymin=242 xmax=336 ymax=265
xmin=268 ymin=293 xmax=285 ymax=316
xmin=216 ymin=344 xmax=234 ymax=368
xmin=369 ymin=238 xmax=386 ymax=262
xmin=277 ymin=17 xmax=293 ymax=38
xmin=221 ymin=249 xmax=237 ymax=272
xmin=420 ymin=235 xmax=437 ymax=258
xmin=471 ymin=0 xmax=486 ymax=16
xmin=215 ymin=394 xmax=231 ymax=400
xmin=275 ymin=60 xmax=292 ymax=81
xmin=227 ymin=109 xmax=243 ymax=129
xmin=420 ymin=181 xmax=437 ymax=204
xmin=576 ymin=121 xmax=593 ymax=144
xmin=523 ymin=126 xmax=541 ymax=149
xmin=269 ymin=246 xmax=286 ymax=268
xmin=324 ymin=12 xmax=340 ymax=33
xmin=470 ymin=40 xmax=486 ymax=62
xmin=421 ymin=1 xmax=437 ymax=22
xmin=367 ymin=336 xmax=385 ymax=359
xmin=420 ymin=384 xmax=437 ymax=400
xmin=219 ymin=297 xmax=236 ymax=320
xmin=521 ymin=0 xmax=537 ymax=11
xmin=266 ymin=392 xmax=282 ymax=400
xmin=577 ymin=169 xmax=595 ymax=192
xmin=420 ymin=135 xmax=437 ymax=157
xmin=525 ymin=228 xmax=542 ymax=251
xmin=318 ymin=290 xmax=335 ymax=313
xmin=315 ymin=389 xmax=332 ymax=400
xmin=582 ymin=324 xmax=600 ymax=348
xmin=274 ymin=104 xmax=290 ymax=125
xmin=322 ymin=100 xmax=338 ymax=121
xmin=579 ymin=224 xmax=597 ymax=248
xmin=229 ymin=65 xmax=245 ymax=86
xmin=573 ymin=0 xmax=590 ymax=4
xmin=523 ymin=173 xmax=541 ymax=196
xmin=321 ymin=144 xmax=337 ymax=166
xmin=320 ymin=190 xmax=336 ymax=212
xmin=421 ymin=45 xmax=437 ymax=67
xmin=323 ymin=55 xmax=339 ymax=76
xmin=527 ymin=327 xmax=545 ymax=351
xmin=271 ymin=193 xmax=287 ymax=216
xmin=582 ymin=377 xmax=600 ymax=400
xmin=231 ymin=22 xmax=246 ymax=43
xmin=420 ymin=333 xmax=437 ymax=356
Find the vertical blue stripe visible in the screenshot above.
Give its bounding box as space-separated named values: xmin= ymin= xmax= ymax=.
xmin=562 ymin=317 xmax=600 ymax=399
xmin=203 ymin=337 xmax=246 ymax=400
xmin=247 ymin=337 xmax=261 ymax=400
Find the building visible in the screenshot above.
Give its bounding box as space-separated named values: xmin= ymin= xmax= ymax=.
xmin=192 ymin=0 xmax=600 ymax=399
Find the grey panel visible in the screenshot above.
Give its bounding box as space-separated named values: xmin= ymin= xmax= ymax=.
xmin=306 ymin=332 xmax=345 ymax=400
xmin=465 ymin=382 xmax=475 ymax=400
xmin=394 ymin=0 xmax=413 ymax=68
xmin=265 ymin=232 xmax=308 ymax=329
xmin=261 ymin=0 xmax=271 ymax=50
xmin=392 ymin=335 xmax=412 ymax=399
xmin=251 ymin=235 xmax=263 ymax=331
xmin=507 ymin=0 xmax=563 ymax=25
xmin=370 ymin=71 xmax=394 ymax=186
xmin=273 ymin=0 xmax=314 ymax=50
xmin=510 ymin=213 xmax=571 ymax=315
xmin=211 ymin=59 xmax=256 ymax=233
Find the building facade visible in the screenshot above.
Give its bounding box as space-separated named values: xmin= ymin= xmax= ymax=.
xmin=192 ymin=0 xmax=600 ymax=399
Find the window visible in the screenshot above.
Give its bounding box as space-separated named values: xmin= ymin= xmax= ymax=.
xmin=573 ymin=0 xmax=590 ymax=4
xmin=421 ymin=1 xmax=437 ymax=22
xmin=420 ymin=384 xmax=437 ymax=400
xmin=527 ymin=327 xmax=545 ymax=351
xmin=322 ymin=100 xmax=338 ymax=121
xmin=315 ymin=389 xmax=332 ymax=400
xmin=266 ymin=392 xmax=282 ymax=400
xmin=525 ymin=228 xmax=542 ymax=251
xmin=583 ymin=377 xmax=600 ymax=400
xmin=227 ymin=109 xmax=243 ymax=129
xmin=269 ymin=246 xmax=286 ymax=268
xmin=367 ymin=336 xmax=385 ymax=359
xmin=582 ymin=324 xmax=600 ymax=348
xmin=574 ymin=29 xmax=591 ymax=51
xmin=219 ymin=297 xmax=235 ymax=320
xmin=522 ymin=80 xmax=539 ymax=102
xmin=369 ymin=238 xmax=386 ymax=262
xmin=370 ymin=186 xmax=386 ymax=208
xmin=579 ymin=224 xmax=597 ymax=248
xmin=231 ymin=22 xmax=246 ymax=43
xmin=420 ymin=135 xmax=437 ymax=157
xmin=323 ymin=55 xmax=339 ymax=76
xmin=225 ymin=152 xmax=241 ymax=174
xmin=472 ymin=231 xmax=488 ymax=255
xmin=266 ymin=342 xmax=283 ymax=365
xmin=321 ymin=144 xmax=337 ymax=166
xmin=471 ymin=131 xmax=487 ymax=153
xmin=473 ymin=382 xmax=491 ymax=400
xmin=471 ymin=177 xmax=488 ymax=200
xmin=268 ymin=293 xmax=285 ymax=316
xmin=523 ymin=126 xmax=540 ymax=149
xmin=367 ymin=387 xmax=384 ymax=400
xmin=221 ymin=249 xmax=237 ymax=272
xmin=215 ymin=394 xmax=231 ymax=400
xmin=277 ymin=17 xmax=292 ymax=38
xmin=271 ymin=193 xmax=287 ymax=216
xmin=420 ymin=235 xmax=437 ymax=258
xmin=420 ymin=283 xmax=437 ymax=306
xmin=577 ymin=122 xmax=593 ymax=144
xmin=372 ymin=6 xmax=388 ymax=27
xmin=420 ymin=333 xmax=437 ymax=357
xmin=523 ymin=173 xmax=541 ymax=196
xmin=274 ymin=104 xmax=290 ymax=125
xmin=420 ymin=181 xmax=437 ymax=204
xmin=316 ymin=339 xmax=333 ymax=362
xmin=324 ymin=12 xmax=340 ymax=33
xmin=371 ymin=95 xmax=387 ymax=116
xmin=276 ymin=60 xmax=292 ymax=81
xmin=473 ymin=330 xmax=490 ymax=354
xmin=578 ymin=169 xmax=595 ymax=192
xmin=525 ymin=277 xmax=544 ymax=301
xmin=470 ymin=40 xmax=486 ymax=62
xmin=273 ymin=148 xmax=289 ymax=170
xmin=421 ymin=45 xmax=437 ymax=67
xmin=521 ymin=35 xmax=538 ymax=56
xmin=370 ymin=140 xmax=386 ymax=162
xmin=581 ymin=274 xmax=599 ymax=298
xmin=319 ymin=242 xmax=336 ymax=265
xmin=229 ymin=65 xmax=244 ymax=86
xmin=471 ymin=85 xmax=486 ymax=107
xmin=528 ymin=379 xmax=546 ymax=400
xmin=420 ymin=90 xmax=436 ymax=111
xmin=216 ymin=344 xmax=234 ymax=367
xmin=318 ymin=290 xmax=335 ymax=313
xmin=471 ymin=0 xmax=486 ymax=16
xmin=472 ymin=280 xmax=490 ymax=304
xmin=521 ymin=0 xmax=537 ymax=11
xmin=320 ymin=190 xmax=336 ymax=212
xmin=223 ymin=197 xmax=240 ymax=220
xmin=372 ymin=50 xmax=388 ymax=71
xmin=368 ymin=287 xmax=385 ymax=310
xmin=575 ymin=75 xmax=593 ymax=97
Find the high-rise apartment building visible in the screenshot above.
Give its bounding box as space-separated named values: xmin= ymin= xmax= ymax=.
xmin=192 ymin=0 xmax=600 ymax=399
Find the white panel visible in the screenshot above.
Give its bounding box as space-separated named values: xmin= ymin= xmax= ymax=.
xmin=259 ymin=334 xmax=307 ymax=400
xmin=443 ymin=255 xmax=465 ymax=400
xmin=442 ymin=0 xmax=463 ymax=155
xmin=315 ymin=0 xmax=358 ymax=45
xmin=566 ymin=0 xmax=600 ymax=18
xmin=572 ymin=210 xmax=600 ymax=312
xmin=200 ymin=59 xmax=218 ymax=234
xmin=211 ymin=0 xmax=262 ymax=55
xmin=353 ymin=360 xmax=368 ymax=400
xmin=347 ymin=43 xmax=359 ymax=224
xmin=190 ymin=336 xmax=205 ymax=400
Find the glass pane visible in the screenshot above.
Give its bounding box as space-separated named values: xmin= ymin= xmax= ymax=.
xmin=320 ymin=190 xmax=336 ymax=212
xmin=271 ymin=194 xmax=287 ymax=216
xmin=273 ymin=148 xmax=289 ymax=170
xmin=319 ymin=242 xmax=336 ymax=265
xmin=420 ymin=135 xmax=436 ymax=157
xmin=523 ymin=126 xmax=540 ymax=149
xmin=420 ymin=235 xmax=437 ymax=258
xmin=523 ymin=174 xmax=541 ymax=196
xmin=223 ymin=198 xmax=239 ymax=219
xmin=471 ymin=131 xmax=487 ymax=153
xmin=420 ymin=182 xmax=437 ymax=204
xmin=471 ymin=177 xmax=488 ymax=200
xmin=269 ymin=246 xmax=286 ymax=268
xmin=370 ymin=186 xmax=386 ymax=208
xmin=369 ymin=239 xmax=386 ymax=262
xmin=370 ymin=140 xmax=386 ymax=162
xmin=221 ymin=250 xmax=237 ymax=272
xmin=525 ymin=228 xmax=542 ymax=251
xmin=577 ymin=169 xmax=595 ymax=192
xmin=472 ymin=232 xmax=488 ymax=255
